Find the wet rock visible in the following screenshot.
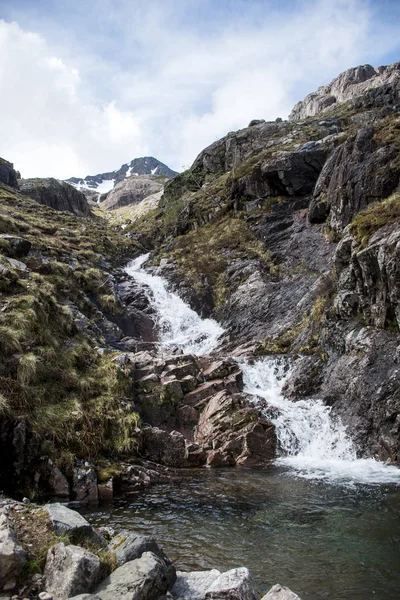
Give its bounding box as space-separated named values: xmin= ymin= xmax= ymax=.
xmin=205 ymin=567 xmax=258 ymax=600
xmin=261 ymin=584 xmax=302 ymax=600
xmin=171 ymin=570 xmax=221 ymax=600
xmin=44 ymin=543 xmax=101 ymax=600
xmin=45 ymin=504 xmax=105 ymax=547
xmin=108 ymin=531 xmax=176 ymax=587
xmin=72 ymin=466 xmax=98 ymax=505
xmin=0 ymin=235 xmax=31 ymax=258
xmin=0 ymin=511 xmax=27 ymax=590
xmin=45 ymin=460 xmax=70 ymax=502
xmin=97 ymin=480 xmax=113 ymax=504
xmin=94 ymin=551 xmax=169 ymax=600
xmin=282 ymin=356 xmax=324 ymax=398
xmin=141 ymin=428 xmax=188 ymax=467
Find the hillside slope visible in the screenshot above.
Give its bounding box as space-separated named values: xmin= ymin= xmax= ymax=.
xmin=130 ymin=61 xmax=400 ymax=463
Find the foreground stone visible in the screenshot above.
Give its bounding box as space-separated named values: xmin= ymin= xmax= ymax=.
xmin=171 ymin=570 xmax=221 ymax=600
xmin=261 ymin=583 xmax=302 ymax=600
xmin=94 ymin=551 xmax=169 ymax=600
xmin=108 ymin=531 xmax=176 ymax=586
xmin=44 ymin=542 xmax=101 ymax=600
xmin=45 ymin=504 xmax=105 ymax=546
xmin=205 ymin=568 xmax=258 ymax=600
xmin=0 ymin=511 xmax=27 ymax=590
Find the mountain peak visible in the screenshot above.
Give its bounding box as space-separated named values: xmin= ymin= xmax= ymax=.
xmin=66 ymin=156 xmax=177 ymax=198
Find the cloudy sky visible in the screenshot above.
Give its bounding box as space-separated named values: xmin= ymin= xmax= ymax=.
xmin=1 ymin=0 xmax=400 ymax=179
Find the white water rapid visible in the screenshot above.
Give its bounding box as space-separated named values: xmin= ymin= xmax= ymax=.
xmin=240 ymin=358 xmax=400 ymax=485
xmin=125 ymin=254 xmax=224 ymax=355
xmin=126 ymin=254 xmax=400 ymax=486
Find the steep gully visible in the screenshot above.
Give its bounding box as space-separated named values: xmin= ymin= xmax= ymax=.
xmin=125 ymin=254 xmax=400 ymax=486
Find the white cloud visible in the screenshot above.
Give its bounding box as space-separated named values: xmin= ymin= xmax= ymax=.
xmin=0 ymin=1 xmax=399 ymax=178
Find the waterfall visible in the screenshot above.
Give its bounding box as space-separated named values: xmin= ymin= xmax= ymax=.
xmin=126 ymin=254 xmax=400 ymax=486
xmin=240 ymin=357 xmax=400 ymax=485
xmin=125 ymin=254 xmax=224 ymax=355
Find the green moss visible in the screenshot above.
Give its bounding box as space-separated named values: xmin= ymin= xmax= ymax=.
xmin=349 ymin=192 xmax=400 ymax=247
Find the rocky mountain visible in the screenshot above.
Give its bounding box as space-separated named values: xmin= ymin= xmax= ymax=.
xmin=289 ymin=61 xmax=400 ymax=120
xmin=102 ymin=174 xmax=166 ymax=212
xmin=129 ymin=60 xmax=400 ymax=463
xmin=18 ymin=177 xmax=91 ymax=217
xmin=66 ymin=156 xmax=177 ymax=197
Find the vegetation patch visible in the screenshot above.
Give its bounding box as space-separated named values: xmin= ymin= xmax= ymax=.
xmin=349 ymin=192 xmax=400 ymax=247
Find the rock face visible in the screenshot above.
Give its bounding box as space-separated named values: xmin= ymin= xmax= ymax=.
xmin=94 ymin=551 xmax=169 ymax=600
xmin=0 ymin=511 xmax=27 ymax=590
xmin=102 ymin=175 xmax=165 ymax=211
xmin=18 ymin=178 xmax=91 ymax=216
xmin=66 ymin=156 xmax=177 ymax=196
xmin=309 ymin=126 xmax=400 ymax=230
xmin=44 ymin=543 xmax=101 ymax=600
xmin=289 ymin=62 xmax=400 ymax=120
xmin=0 ymin=158 xmax=19 ymax=189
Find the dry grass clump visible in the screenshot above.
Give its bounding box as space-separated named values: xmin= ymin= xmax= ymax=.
xmin=350 ymin=193 xmax=400 ymax=247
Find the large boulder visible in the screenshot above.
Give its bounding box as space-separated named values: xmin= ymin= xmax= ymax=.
xmin=45 ymin=504 xmax=105 ymax=546
xmin=108 ymin=531 xmax=176 ymax=586
xmin=0 ymin=158 xmax=19 ymax=189
xmin=18 ymin=178 xmax=91 ymax=217
xmin=261 ymin=584 xmax=302 ymax=600
xmin=0 ymin=234 xmax=31 ymax=258
xmin=205 ymin=568 xmax=258 ymax=600
xmin=0 ymin=511 xmax=27 ymax=590
xmin=94 ymin=551 xmax=170 ymax=600
xmin=171 ymin=570 xmax=221 ymax=600
xmin=44 ymin=543 xmax=101 ymax=600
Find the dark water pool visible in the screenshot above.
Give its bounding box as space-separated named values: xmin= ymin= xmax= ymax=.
xmin=83 ymin=467 xmax=400 ymax=600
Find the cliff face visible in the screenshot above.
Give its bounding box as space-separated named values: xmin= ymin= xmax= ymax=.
xmin=0 ymin=158 xmax=19 ymax=189
xmin=102 ymin=174 xmax=166 ymax=211
xmin=18 ymin=178 xmax=91 ymax=217
xmin=130 ymin=61 xmax=400 ymax=463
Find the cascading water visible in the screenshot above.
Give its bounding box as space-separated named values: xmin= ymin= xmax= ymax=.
xmin=126 ymin=254 xmax=400 ymax=486
xmin=125 ymin=254 xmax=224 ymax=356
xmin=240 ymin=358 xmax=400 ymax=485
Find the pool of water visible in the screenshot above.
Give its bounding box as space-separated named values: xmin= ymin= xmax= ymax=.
xmin=83 ymin=466 xmax=400 ymax=600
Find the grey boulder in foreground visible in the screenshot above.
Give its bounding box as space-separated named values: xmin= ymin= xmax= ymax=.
xmin=261 ymin=584 xmax=302 ymax=600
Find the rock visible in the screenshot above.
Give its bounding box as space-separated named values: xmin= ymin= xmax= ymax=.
xmin=205 ymin=568 xmax=258 ymax=600
xmin=171 ymin=570 xmax=221 ymax=600
xmin=0 ymin=235 xmax=31 ymax=258
xmin=45 ymin=504 xmax=105 ymax=546
xmin=102 ymin=175 xmax=165 ymax=211
xmin=248 ymin=119 xmax=266 ymax=127
xmin=0 ymin=158 xmax=19 ymax=189
xmin=141 ymin=428 xmax=188 ymax=467
xmin=45 ymin=459 xmax=70 ymax=501
xmin=0 ymin=511 xmax=27 ymax=590
xmin=261 ymin=583 xmax=302 ymax=600
xmin=108 ymin=531 xmax=176 ymax=587
xmin=72 ymin=467 xmax=98 ymax=505
xmin=97 ymin=480 xmax=113 ymax=504
xmin=289 ymin=62 xmax=400 ymax=120
xmin=18 ymin=178 xmax=91 ymax=217
xmin=68 ymin=595 xmax=102 ymax=600
xmin=94 ymin=551 xmax=169 ymax=600
xmin=44 ymin=543 xmax=101 ymax=600
xmin=309 ymin=126 xmax=400 ymax=229
xmin=38 ymin=593 xmax=54 ymax=600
